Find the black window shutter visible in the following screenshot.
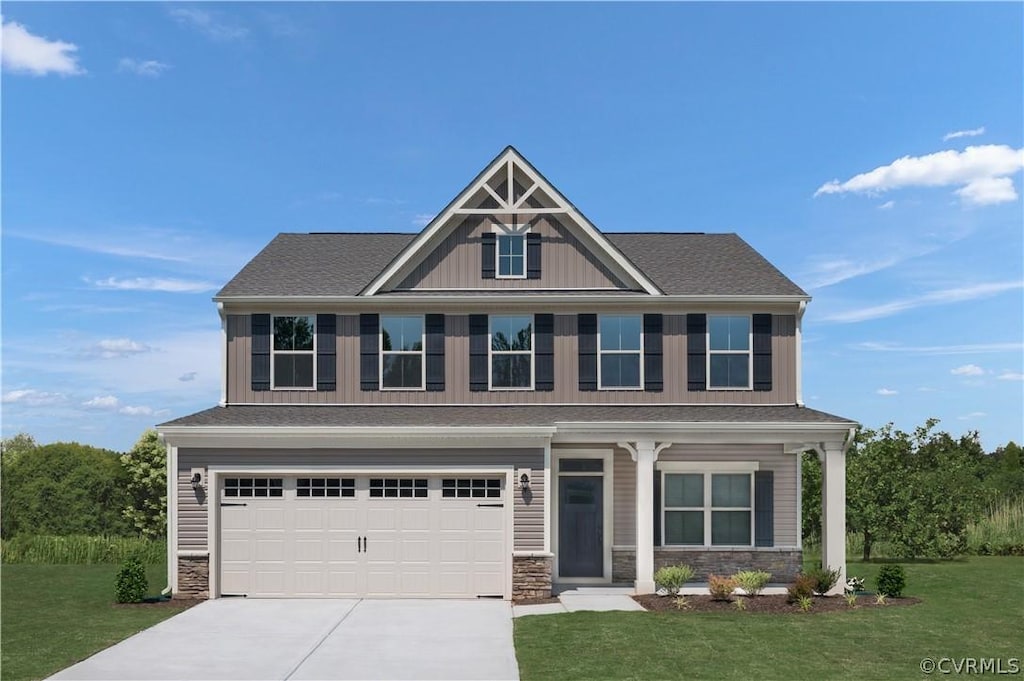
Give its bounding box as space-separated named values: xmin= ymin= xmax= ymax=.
xmin=481 ymin=233 xmax=496 ymax=279
xmin=359 ymin=314 xmax=379 ymax=391
xmin=469 ymin=314 xmax=489 ymax=391
xmin=316 ymin=314 xmax=337 ymax=391
xmin=425 ymin=314 xmax=445 ymax=392
xmin=687 ymin=313 xmax=707 ymax=391
xmin=251 ymin=314 xmax=271 ymax=391
xmin=526 ymin=233 xmax=542 ymax=279
xmin=752 ymin=313 xmax=773 ymax=392
xmin=754 ymin=470 xmax=774 ymax=547
xmin=653 ymin=468 xmax=662 ymax=547
xmin=643 ymin=313 xmax=663 ymax=392
xmin=535 ymin=313 xmax=554 ymax=391
xmin=577 ymin=314 xmax=598 ymax=391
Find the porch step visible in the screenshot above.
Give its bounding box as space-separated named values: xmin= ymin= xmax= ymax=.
xmin=553 ymin=583 xmax=636 ymax=596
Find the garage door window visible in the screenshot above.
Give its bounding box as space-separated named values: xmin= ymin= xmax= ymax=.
xmin=297 ymin=478 xmax=355 ymax=498
xmin=442 ymin=478 xmax=501 ymax=498
xmin=224 ymin=478 xmax=283 ymax=498
xmin=370 ymin=478 xmax=428 ymax=498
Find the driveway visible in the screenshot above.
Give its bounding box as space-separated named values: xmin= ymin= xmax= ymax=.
xmin=50 ymin=599 xmax=519 ymax=680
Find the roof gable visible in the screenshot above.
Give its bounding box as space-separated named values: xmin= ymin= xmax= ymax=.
xmin=361 ymin=146 xmax=664 ymax=296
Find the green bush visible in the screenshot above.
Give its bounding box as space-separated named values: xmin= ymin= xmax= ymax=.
xmin=733 ymin=570 xmax=772 ymax=596
xmin=654 ymin=564 xmax=695 ymax=595
xmin=876 ymin=564 xmax=906 ymax=598
xmin=786 ymin=574 xmax=816 ymax=603
xmin=806 ymin=566 xmax=842 ymax=595
xmin=114 ymin=556 xmax=148 ymax=603
xmin=707 ymin=574 xmax=736 ymax=601
xmin=1 ymin=535 xmax=165 ymax=564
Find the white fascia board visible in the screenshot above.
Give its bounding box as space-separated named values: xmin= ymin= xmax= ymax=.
xmin=552 ymin=421 xmax=857 ymax=446
xmin=212 ymin=294 xmax=812 ymax=306
xmin=157 ymin=425 xmax=555 ymax=449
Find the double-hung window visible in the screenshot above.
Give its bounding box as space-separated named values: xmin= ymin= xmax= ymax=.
xmin=490 ymin=315 xmax=532 ymax=389
xmin=663 ymin=471 xmax=753 ymax=546
xmin=497 ymin=234 xmax=526 ymax=278
xmin=272 ymin=316 xmax=315 ymax=388
xmin=599 ymin=315 xmax=642 ymax=388
xmin=708 ymin=315 xmax=751 ymax=389
xmin=381 ymin=316 xmax=424 ymax=389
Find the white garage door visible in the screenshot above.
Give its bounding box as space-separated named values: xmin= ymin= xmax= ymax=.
xmin=218 ymin=475 xmax=508 ymax=598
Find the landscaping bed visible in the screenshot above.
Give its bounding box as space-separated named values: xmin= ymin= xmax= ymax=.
xmin=634 ymin=593 xmax=921 ymax=614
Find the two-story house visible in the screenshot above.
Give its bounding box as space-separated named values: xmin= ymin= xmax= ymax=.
xmin=157 ymin=147 xmax=856 ymax=601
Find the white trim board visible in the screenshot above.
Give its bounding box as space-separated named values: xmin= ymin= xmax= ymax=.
xmin=550 ymin=448 xmax=615 ymax=585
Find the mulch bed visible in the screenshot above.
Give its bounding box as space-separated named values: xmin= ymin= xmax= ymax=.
xmin=634 ymin=593 xmax=921 ymax=614
xmin=111 ymin=597 xmax=205 ymax=610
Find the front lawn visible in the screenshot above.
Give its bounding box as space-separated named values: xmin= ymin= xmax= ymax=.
xmin=515 ymin=557 xmax=1024 ymax=680
xmin=1 ymin=563 xmax=194 ymax=681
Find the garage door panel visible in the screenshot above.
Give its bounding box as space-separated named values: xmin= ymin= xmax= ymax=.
xmin=365 ymin=508 xmax=396 ymax=529
xmin=294 ymin=538 xmax=324 ymax=561
xmin=328 ymin=508 xmax=358 ymax=530
xmin=255 ymin=508 xmax=286 ymax=530
xmin=440 ymin=509 xmax=470 ymax=530
xmin=327 ymin=570 xmax=358 ymax=595
xmin=294 ymin=508 xmax=324 ymax=530
xmin=255 ymin=539 xmax=285 ymax=561
xmin=254 ymin=570 xmax=285 ymax=595
xmin=475 ymin=510 xmax=505 ymax=531
xmin=474 ymin=539 xmax=506 ymax=562
xmin=221 ymin=538 xmax=250 ymax=561
xmin=401 ymin=539 xmax=431 ymax=562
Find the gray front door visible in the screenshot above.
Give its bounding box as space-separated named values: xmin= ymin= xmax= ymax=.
xmin=558 ymin=476 xmax=603 ymax=578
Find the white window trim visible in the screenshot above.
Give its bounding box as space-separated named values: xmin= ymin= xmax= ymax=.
xmin=707 ymin=313 xmax=753 ymax=391
xmin=597 ymin=314 xmax=644 ymax=390
xmin=379 ymin=315 xmax=426 ymax=391
xmin=496 ymin=233 xmax=527 ymax=279
xmin=271 ymin=315 xmax=316 ymax=391
xmin=488 ymin=314 xmax=535 ymax=391
xmin=657 ymin=461 xmax=759 ymax=548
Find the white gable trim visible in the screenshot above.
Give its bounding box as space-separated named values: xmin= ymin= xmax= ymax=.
xmin=360 ymin=147 xmax=664 ymax=296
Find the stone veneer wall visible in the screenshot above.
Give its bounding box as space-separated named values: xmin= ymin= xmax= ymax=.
xmin=176 ymin=556 xmax=210 ymax=599
xmin=512 ymin=555 xmax=552 ymax=601
xmin=612 ymin=549 xmax=802 ymax=584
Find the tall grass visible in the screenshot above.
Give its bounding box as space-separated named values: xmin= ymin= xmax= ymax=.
xmin=1 ymin=535 xmax=166 ymax=565
xmin=967 ymin=498 xmax=1024 ymax=556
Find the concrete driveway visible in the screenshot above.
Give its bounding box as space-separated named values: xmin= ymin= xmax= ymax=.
xmin=50 ymin=599 xmax=519 ymax=680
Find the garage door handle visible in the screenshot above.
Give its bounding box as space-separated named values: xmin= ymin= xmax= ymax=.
xmin=477 ymin=503 xmax=504 ymax=508
xmin=357 ymin=537 xmax=363 ymax=553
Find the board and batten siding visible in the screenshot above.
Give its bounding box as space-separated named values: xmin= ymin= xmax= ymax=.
xmin=611 ymin=443 xmax=799 ymax=548
xmin=396 ymin=216 xmax=629 ymax=290
xmin=227 ymin=314 xmax=797 ymax=404
xmin=176 ymin=448 xmax=545 ymax=553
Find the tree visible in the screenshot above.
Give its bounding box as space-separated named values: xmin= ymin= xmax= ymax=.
xmin=800 ymin=451 xmax=822 ymax=545
xmin=986 ymin=441 xmax=1024 ymax=500
xmin=1 ymin=441 xmax=132 ymax=538
xmin=0 ymin=432 xmax=38 ymax=464
xmin=120 ymin=430 xmax=167 ymax=539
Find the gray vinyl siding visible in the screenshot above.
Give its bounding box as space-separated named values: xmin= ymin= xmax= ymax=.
xmin=176 ymin=447 xmax=544 ymax=553
xmin=227 ymin=314 xmax=797 ymax=404
xmin=396 ymin=216 xmax=629 ymax=290
xmin=611 ymin=444 xmax=798 ymax=548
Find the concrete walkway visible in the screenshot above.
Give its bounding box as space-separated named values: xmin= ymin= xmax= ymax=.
xmin=512 ymin=586 xmax=645 ymax=618
xmin=50 ymin=599 xmax=518 ymax=681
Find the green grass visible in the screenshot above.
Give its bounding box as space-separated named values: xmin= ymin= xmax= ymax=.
xmin=1 ymin=563 xmax=192 ymax=681
xmin=515 ymin=557 xmax=1024 ymax=680
xmin=1 ymin=535 xmax=166 ymax=565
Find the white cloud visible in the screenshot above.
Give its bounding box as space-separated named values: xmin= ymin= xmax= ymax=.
xmin=878 ymin=200 xmax=895 ymax=210
xmin=82 ymin=395 xmax=119 ymax=409
xmin=87 ymin=276 xmax=219 ymax=293
xmin=814 ymin=145 xmax=1024 ymax=206
xmin=411 ymin=214 xmax=435 ymax=227
xmin=997 ymin=371 xmax=1024 ymax=381
xmin=119 ymin=405 xmax=156 ymax=416
xmin=876 ymin=388 xmax=899 ymax=396
xmin=957 ymin=411 xmax=987 ymax=420
xmin=823 ymin=281 xmax=1024 ymax=323
xmin=856 ymin=341 xmax=1024 ymax=355
xmin=89 ymin=338 xmax=152 ymax=358
xmin=943 ymin=127 xmax=985 ymax=142
xmin=178 ymin=371 xmax=198 ymax=382
xmin=1 ymin=389 xmax=67 ymax=406
xmin=1 ymin=17 xmax=84 ymax=76
xmin=951 ymin=364 xmax=985 ymax=377
xmin=955 ymin=176 xmax=1018 ymax=206
xmin=803 ymin=255 xmax=903 ymax=290
xmin=169 ymin=8 xmax=248 ymax=41
xmin=117 ymin=58 xmax=170 ymax=77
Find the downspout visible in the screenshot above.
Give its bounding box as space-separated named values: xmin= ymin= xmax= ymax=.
xmin=218 ymin=302 xmax=227 ymax=407
xmin=795 ymin=301 xmax=806 ymax=407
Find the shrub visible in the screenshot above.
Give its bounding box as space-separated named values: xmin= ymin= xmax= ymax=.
xmin=875 ymin=593 xmax=888 ymax=605
xmin=114 ymin=556 xmax=148 ymax=603
xmin=707 ymin=574 xmax=737 ymax=601
xmin=733 ymin=570 xmax=772 ymax=596
xmin=654 ymin=564 xmax=695 ymax=595
xmin=786 ymin=574 xmax=816 ymax=603
xmin=844 ymin=593 xmax=858 ymax=608
xmin=797 ymin=595 xmax=813 ymax=612
xmin=876 ymin=564 xmax=906 ymax=598
xmin=806 ymin=567 xmax=842 ymax=595
xmin=844 ymin=576 xmax=866 ymax=594
xmin=673 ymin=596 xmax=691 ymax=611
xmin=733 ymin=597 xmax=747 ymax=611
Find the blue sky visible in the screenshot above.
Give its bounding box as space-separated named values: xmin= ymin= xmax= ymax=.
xmin=2 ymin=2 xmax=1022 ymax=452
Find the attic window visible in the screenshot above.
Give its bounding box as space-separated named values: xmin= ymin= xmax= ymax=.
xmin=497 ymin=234 xmax=525 ymax=278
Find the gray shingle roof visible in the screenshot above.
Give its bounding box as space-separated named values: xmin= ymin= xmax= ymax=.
xmin=160 ymin=404 xmax=855 ymax=429
xmin=216 ymin=232 xmax=807 ymax=298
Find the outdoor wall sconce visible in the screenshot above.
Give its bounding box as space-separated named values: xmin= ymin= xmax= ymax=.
xmin=519 ymin=469 xmax=532 ymax=491
xmin=190 ymin=468 xmax=204 ymax=490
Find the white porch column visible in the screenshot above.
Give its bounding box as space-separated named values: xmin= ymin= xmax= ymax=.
xmin=620 ymin=440 xmax=669 ymax=594
xmin=818 ymin=442 xmax=847 ymax=595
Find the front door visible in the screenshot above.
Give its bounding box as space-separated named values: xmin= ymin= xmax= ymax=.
xmin=558 ymin=476 xmax=604 ymax=578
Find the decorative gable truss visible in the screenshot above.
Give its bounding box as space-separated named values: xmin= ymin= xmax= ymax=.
xmin=361 ymin=147 xmax=664 ymax=296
